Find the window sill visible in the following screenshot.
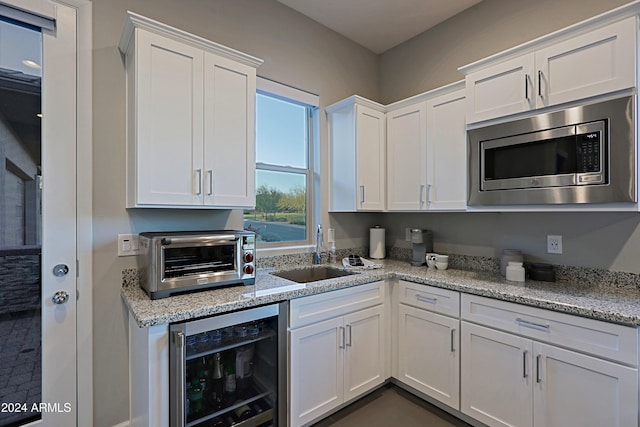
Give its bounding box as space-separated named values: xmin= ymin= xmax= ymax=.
xmin=256 ymin=244 xmax=315 ymax=257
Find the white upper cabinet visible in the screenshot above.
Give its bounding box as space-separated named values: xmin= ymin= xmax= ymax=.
xmin=386 ymin=102 xmax=428 ymax=211
xmin=328 ymin=97 xmax=386 ymax=212
xmin=425 ymin=86 xmax=467 ymax=210
xmin=463 ymin=16 xmax=636 ymax=124
xmin=386 ymin=82 xmax=467 ymax=211
xmin=464 ymin=54 xmax=535 ymax=123
xmin=203 ymin=52 xmax=256 ymax=208
xmin=119 ymin=12 xmax=261 ymax=208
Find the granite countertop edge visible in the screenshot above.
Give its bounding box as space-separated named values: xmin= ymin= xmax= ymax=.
xmin=122 ymin=260 xmax=640 ymax=328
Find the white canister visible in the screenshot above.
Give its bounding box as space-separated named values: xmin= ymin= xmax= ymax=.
xmin=506 ymin=261 xmax=526 ymax=282
xmin=500 ymin=249 xmax=523 ymax=276
xmin=369 ymin=226 xmax=385 ymax=259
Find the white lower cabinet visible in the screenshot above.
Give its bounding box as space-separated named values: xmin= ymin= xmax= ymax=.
xmin=290 ymin=316 xmax=344 ymax=426
xmin=289 ymin=282 xmax=386 ymax=427
xmin=397 ymin=304 xmax=459 ymax=409
xmin=461 ymin=322 xmax=535 ymax=427
xmin=461 ymin=294 xmax=638 ymax=427
xmin=395 ymin=280 xmax=461 ymax=409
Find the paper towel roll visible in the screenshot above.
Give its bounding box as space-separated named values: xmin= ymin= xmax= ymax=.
xmin=369 ymin=226 xmax=385 ymax=259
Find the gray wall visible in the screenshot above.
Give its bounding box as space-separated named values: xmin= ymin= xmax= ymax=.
xmin=378 ymin=0 xmax=640 ymax=273
xmin=92 ymin=0 xmax=638 ymax=425
xmin=92 ymin=0 xmax=379 ymax=425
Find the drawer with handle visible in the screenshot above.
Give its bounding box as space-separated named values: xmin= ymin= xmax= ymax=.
xmin=461 ymin=293 xmax=638 ymax=365
xmin=398 ymin=280 xmax=460 ymax=317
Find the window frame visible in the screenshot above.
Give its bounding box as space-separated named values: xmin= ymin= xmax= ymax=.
xmin=252 ymin=78 xmax=319 ymax=250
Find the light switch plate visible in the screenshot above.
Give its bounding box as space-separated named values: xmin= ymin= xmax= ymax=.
xmin=118 ymin=234 xmax=140 ymax=257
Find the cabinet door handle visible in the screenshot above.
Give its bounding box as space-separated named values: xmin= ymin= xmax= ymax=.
xmin=416 ymin=294 xmax=437 ymax=304
xmin=173 ymin=331 xmax=186 ymax=427
xmin=194 ymin=169 xmax=202 ymax=195
xmin=339 ymin=326 xmax=345 ymax=349
xmin=450 ymin=328 xmax=456 ymax=353
xmin=536 ymin=354 xmax=542 ymax=383
xmin=360 ymin=185 xmax=365 ymax=204
xmin=525 ymin=74 xmax=530 ymax=101
xmin=419 ymin=184 xmax=425 ymax=206
xmin=538 ymin=70 xmax=543 ymax=98
xmin=346 ymin=324 xmax=352 ymax=347
xmin=516 ymin=317 xmax=550 ymax=331
xmin=426 ymin=184 xmax=432 ymax=205
xmin=206 ymin=170 xmax=213 ymax=196
xmin=523 ymin=350 xmax=528 ymax=378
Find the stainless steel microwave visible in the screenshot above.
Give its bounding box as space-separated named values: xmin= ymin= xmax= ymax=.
xmin=468 ymin=95 xmax=636 ymax=206
xmin=137 ymin=230 xmax=255 ymax=299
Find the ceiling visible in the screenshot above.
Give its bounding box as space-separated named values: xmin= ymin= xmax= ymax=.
xmin=277 ymin=0 xmax=482 ymax=54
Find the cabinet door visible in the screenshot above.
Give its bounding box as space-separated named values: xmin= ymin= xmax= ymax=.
xmin=356 ymin=105 xmax=386 ymax=211
xmin=203 ymin=52 xmax=256 ymax=208
xmin=289 ymin=317 xmax=344 ymax=427
xmin=134 ymin=30 xmax=204 ymax=206
xmin=465 ymin=54 xmax=535 ymax=123
xmin=397 ymin=304 xmax=459 ymax=409
xmin=426 ymin=88 xmax=466 ymax=211
xmin=343 ymin=305 xmax=386 ymax=402
xmin=461 ymin=322 xmax=533 ymax=427
xmin=533 ymin=342 xmax=638 ymax=427
xmin=386 ymin=102 xmax=428 ymax=210
xmin=535 ymin=17 xmax=636 ymax=109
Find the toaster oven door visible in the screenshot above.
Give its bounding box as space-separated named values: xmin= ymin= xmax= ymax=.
xmin=160 ymin=237 xmax=241 ymax=289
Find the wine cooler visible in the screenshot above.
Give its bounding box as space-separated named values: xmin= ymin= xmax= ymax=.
xmin=170 ymin=303 xmax=287 ymax=427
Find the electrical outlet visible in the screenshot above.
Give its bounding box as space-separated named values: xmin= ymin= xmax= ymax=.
xmin=547 ymin=235 xmax=563 ymax=254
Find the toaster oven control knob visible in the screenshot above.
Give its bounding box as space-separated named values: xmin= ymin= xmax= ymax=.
xmin=243 ymin=265 xmax=254 ymax=275
xmin=243 ymin=252 xmax=254 ymax=263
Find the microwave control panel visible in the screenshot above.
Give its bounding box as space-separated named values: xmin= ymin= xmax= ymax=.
xmin=577 ymin=131 xmax=602 ymax=173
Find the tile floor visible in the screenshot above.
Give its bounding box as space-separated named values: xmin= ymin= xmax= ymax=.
xmin=0 ymin=309 xmax=41 ymax=427
xmin=312 ymin=384 xmax=471 ymax=427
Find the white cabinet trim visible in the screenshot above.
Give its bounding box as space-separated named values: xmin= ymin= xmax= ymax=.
xmin=119 ymin=12 xmax=263 ymax=68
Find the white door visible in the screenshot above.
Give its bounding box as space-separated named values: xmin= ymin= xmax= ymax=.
xmin=461 ymin=322 xmax=533 ymax=427
xmin=397 ymin=304 xmax=459 ymax=409
xmin=203 ymin=52 xmax=256 ymax=208
xmin=343 ymin=305 xmax=386 ymax=401
xmin=289 ymin=317 xmax=344 ymax=427
xmin=0 ymin=2 xmax=79 ymax=426
xmin=355 ymin=105 xmax=385 ymax=211
xmin=533 ymin=342 xmax=638 ymax=427
xmin=134 ymin=29 xmax=204 ymax=206
xmin=535 ymin=17 xmax=636 ymax=109
xmin=386 ymin=102 xmax=427 ymax=211
xmin=426 ymin=88 xmax=467 ymax=211
xmin=465 ymin=54 xmax=535 ymax=123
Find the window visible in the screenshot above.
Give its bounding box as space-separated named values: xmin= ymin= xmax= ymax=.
xmin=244 ymin=80 xmax=318 ymax=246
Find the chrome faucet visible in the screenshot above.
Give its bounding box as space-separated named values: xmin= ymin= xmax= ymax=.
xmin=314 ymin=224 xmax=323 ymax=264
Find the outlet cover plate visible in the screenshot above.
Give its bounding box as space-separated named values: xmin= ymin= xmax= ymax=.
xmin=547 ymin=235 xmax=563 ymax=254
xmin=118 ymin=234 xmax=140 ymax=257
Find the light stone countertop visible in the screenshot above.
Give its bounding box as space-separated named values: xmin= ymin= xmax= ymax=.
xmin=121 ymin=259 xmax=640 ymax=328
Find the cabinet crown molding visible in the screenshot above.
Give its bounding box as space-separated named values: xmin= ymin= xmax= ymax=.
xmin=458 ymin=1 xmax=640 ymax=74
xmin=118 ymin=11 xmax=263 ymax=68
xmin=326 ymin=80 xmax=465 ymax=114
xmin=325 ymin=95 xmax=386 ymax=114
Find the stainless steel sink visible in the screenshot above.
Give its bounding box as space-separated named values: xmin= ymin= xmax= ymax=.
xmin=271 ymin=266 xmax=357 ymax=283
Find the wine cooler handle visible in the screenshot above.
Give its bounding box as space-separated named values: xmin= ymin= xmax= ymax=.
xmin=174 ymin=331 xmax=186 ymax=427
